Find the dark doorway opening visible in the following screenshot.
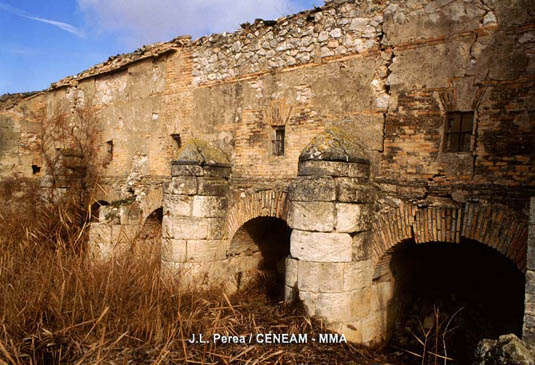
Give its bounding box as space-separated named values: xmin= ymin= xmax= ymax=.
xmin=386 ymin=239 xmax=525 ymax=364
xmin=136 ymin=207 xmax=163 ymax=262
xmin=228 ymin=217 xmax=291 ymax=301
xmin=89 ymin=200 xmax=110 ymax=222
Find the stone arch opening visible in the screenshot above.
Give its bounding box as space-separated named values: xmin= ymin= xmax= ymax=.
xmin=89 ymin=200 xmax=110 ymax=222
xmin=136 ymin=207 xmax=163 ymax=260
xmin=228 ymin=216 xmax=291 ymax=300
xmin=364 ymin=202 xmax=529 ymax=357
xmin=382 ymin=238 xmax=525 ymax=364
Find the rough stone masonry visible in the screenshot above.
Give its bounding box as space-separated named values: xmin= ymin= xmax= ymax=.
xmin=0 ymin=0 xmax=534 ymax=345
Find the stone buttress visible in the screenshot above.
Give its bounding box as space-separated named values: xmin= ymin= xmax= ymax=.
xmin=285 ymin=128 xmax=384 ymax=343
xmin=161 ymin=140 xmax=232 ymax=289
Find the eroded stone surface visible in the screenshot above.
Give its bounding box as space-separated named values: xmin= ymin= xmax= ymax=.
xmin=288 ymin=176 xmax=336 ymax=202
xmin=335 ymin=203 xmax=368 ymax=233
xmin=290 ymin=230 xmax=352 ymax=262
xmin=287 ymin=201 xmax=335 ymax=232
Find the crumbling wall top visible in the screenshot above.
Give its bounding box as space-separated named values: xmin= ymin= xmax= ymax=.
xmin=51 ymin=36 xmax=192 ymax=90
xmin=299 ymin=127 xmax=370 ymax=164
xmin=173 ymin=139 xmax=230 ymax=167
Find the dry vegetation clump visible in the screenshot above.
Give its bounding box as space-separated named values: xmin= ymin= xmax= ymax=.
xmin=0 ymin=194 xmax=392 ymax=364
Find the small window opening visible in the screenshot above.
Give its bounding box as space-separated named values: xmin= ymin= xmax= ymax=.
xmin=171 ymin=133 xmax=181 ymax=149
xmin=32 ymin=165 xmax=41 ymax=175
xmin=106 ymin=140 xmax=114 ymax=155
xmin=444 ymin=111 xmax=474 ymax=152
xmin=272 ymin=126 xmax=285 ymax=156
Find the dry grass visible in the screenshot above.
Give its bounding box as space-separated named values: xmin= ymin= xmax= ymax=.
xmin=0 ymin=192 xmax=391 ymax=365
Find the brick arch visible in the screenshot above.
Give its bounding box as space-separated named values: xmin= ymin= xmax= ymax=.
xmin=371 ymin=202 xmax=529 ymax=273
xmin=225 ymin=190 xmax=289 ymax=241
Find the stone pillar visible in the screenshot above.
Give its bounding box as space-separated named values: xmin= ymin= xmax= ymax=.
xmin=523 ymin=197 xmax=535 ymax=343
xmin=88 ymin=203 xmax=141 ymax=260
xmin=286 ymin=157 xmax=376 ymax=343
xmin=161 ymin=160 xmax=230 ymax=289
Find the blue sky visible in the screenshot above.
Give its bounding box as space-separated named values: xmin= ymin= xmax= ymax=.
xmin=0 ymin=0 xmax=321 ymax=94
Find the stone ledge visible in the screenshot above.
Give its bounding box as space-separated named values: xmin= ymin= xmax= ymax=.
xmin=288 ymin=176 xmax=336 ymax=202
xmin=298 ymin=160 xmax=370 ymax=178
xmin=171 ymin=164 xmax=230 ymax=178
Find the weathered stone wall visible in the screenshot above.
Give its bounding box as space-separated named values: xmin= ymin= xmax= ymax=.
xmin=3 ymin=0 xmax=533 ymax=208
xmin=378 ymin=0 xmax=535 ymax=202
xmin=524 ymin=197 xmax=535 ymax=342
xmin=0 ymin=93 xmax=44 ymax=179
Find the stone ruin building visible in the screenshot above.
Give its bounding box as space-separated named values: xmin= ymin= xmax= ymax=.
xmin=0 ymin=0 xmax=534 ymax=345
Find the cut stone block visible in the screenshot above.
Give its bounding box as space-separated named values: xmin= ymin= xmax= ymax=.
xmin=288 ymin=177 xmax=336 ymax=202
xmin=171 ymin=164 xmax=204 ymax=177
xmin=162 ymin=215 xmax=173 ymax=238
xmin=160 ymin=259 xmax=234 ymax=292
xmin=164 ymin=176 xmax=198 ymax=195
xmin=371 ymin=280 xmax=394 ymax=311
xmin=206 ymin=217 xmax=225 ymax=239
xmin=161 ymin=238 xmax=187 ymax=262
xmin=171 ymin=164 xmax=230 ymax=178
xmin=192 ymin=196 xmax=227 ymax=217
xmin=285 ymin=285 xmax=298 ymax=302
xmin=298 ymin=291 xmax=320 ymax=315
xmin=528 ymin=244 xmax=535 ymax=271
xmin=197 ymin=178 xmax=229 ymax=196
xmin=327 ymin=321 xmax=361 ymax=343
xmin=165 ymin=195 xmax=193 ymax=217
xmin=285 ymin=257 xmax=299 ymax=288
xmin=343 ymin=260 xmax=373 ymax=291
xmin=186 ymin=240 xmax=227 ymax=262
xmin=170 ymin=217 xmax=209 ymax=239
xmin=352 ymin=232 xmax=371 ymax=261
xmin=351 ymin=287 xmax=372 ymax=319
xmin=335 ymin=177 xmax=371 ymax=203
xmin=88 ymin=222 xmax=112 ymax=245
xmin=290 ymin=230 xmax=352 ymax=262
xmin=288 ymin=201 xmax=335 ymax=232
xmin=298 ymin=160 xmax=370 ymax=178
xmin=202 ymin=166 xmax=231 ymax=178
xmin=111 ymin=224 xmax=139 ymax=244
xmin=88 ymin=223 xmax=113 ymax=259
xmin=298 ymin=261 xmax=345 ymax=292
xmin=358 ymin=311 xmax=387 ymax=344
xmin=335 ymin=203 xmax=367 ymax=233
xmin=315 ymin=292 xmax=353 ymax=322
xmin=530 ymin=197 xmax=535 ymax=225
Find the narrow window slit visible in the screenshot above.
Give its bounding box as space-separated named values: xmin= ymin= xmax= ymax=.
xmin=272 ymin=126 xmax=285 ymax=156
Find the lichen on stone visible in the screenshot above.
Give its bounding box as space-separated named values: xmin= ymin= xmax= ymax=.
xmin=174 ymin=139 xmax=230 ymax=167
xmin=299 ymin=126 xmax=370 ymax=164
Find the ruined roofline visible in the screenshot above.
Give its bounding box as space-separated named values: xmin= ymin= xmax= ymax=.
xmin=0 ymin=91 xmax=43 ymax=111
xmin=51 ymin=40 xmax=184 ymax=89
xmin=42 ymin=0 xmax=380 ymax=92
xmin=191 ymin=0 xmax=349 ymax=46
xmin=9 ymin=0 xmax=387 ymax=103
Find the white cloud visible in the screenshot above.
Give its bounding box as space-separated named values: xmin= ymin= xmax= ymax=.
xmin=77 ymin=0 xmax=304 ymax=47
xmin=0 ymin=3 xmax=85 ymax=38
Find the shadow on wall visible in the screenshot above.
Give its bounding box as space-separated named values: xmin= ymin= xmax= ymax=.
xmin=228 ymin=217 xmax=291 ymax=300
xmin=89 ymin=200 xmax=110 ymax=222
xmin=383 ymin=239 xmax=525 ymax=364
xmin=136 ymin=207 xmax=163 ymax=260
